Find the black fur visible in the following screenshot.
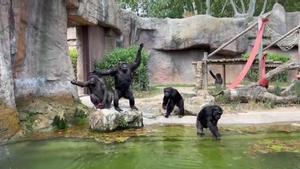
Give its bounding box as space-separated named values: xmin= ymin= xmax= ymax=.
xmin=93 ymin=43 xmax=144 ymax=111
xmin=71 ymin=75 xmax=112 ymax=109
xmin=162 ymin=87 xmax=184 ymax=118
xmin=196 ymin=105 xmax=223 ymax=140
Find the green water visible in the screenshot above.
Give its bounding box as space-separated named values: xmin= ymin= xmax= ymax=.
xmin=1 ymin=126 xmax=300 ymax=169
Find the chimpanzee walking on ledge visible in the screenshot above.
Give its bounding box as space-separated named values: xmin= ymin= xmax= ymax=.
xmin=93 ymin=43 xmax=144 ymax=112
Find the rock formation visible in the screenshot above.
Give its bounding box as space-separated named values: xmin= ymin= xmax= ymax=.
xmin=89 ymin=109 xmax=143 ymax=131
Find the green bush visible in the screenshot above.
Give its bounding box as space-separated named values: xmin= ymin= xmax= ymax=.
xmin=94 ymin=45 xmax=150 ymax=91
xmin=266 ymin=53 xmax=290 ymax=63
xmin=69 ymin=48 xmax=78 ymax=77
xmin=242 ymin=52 xmax=290 ymax=63
xmin=52 ymin=115 xmax=67 ymax=130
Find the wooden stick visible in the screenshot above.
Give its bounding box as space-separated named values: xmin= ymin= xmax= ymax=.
xmin=207 ymin=13 xmax=271 ymax=59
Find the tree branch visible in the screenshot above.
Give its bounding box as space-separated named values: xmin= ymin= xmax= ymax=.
xmin=266 ymin=62 xmax=300 ymax=80
xmin=240 ymin=0 xmax=246 ymax=13
xmin=206 ymin=0 xmax=211 ymax=15
xmin=247 ymin=0 xmax=256 ymax=17
xmin=260 ymin=0 xmax=268 ymax=16
xmin=230 ymin=0 xmax=240 ymax=16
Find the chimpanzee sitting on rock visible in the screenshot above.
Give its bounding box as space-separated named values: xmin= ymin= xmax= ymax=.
xmin=71 ymin=75 xmax=112 ymax=109
xmin=196 ymin=105 xmax=223 ymax=140
xmin=162 ymin=87 xmax=185 ymax=118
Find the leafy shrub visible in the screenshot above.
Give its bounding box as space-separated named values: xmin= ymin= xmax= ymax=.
xmin=52 ymin=115 xmax=67 ymax=130
xmin=94 ymin=45 xmax=150 ymax=91
xmin=69 ymin=48 xmax=78 ymax=77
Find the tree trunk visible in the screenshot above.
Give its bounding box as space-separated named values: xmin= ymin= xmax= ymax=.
xmin=223 ymin=85 xmax=298 ymax=104
xmin=266 ymin=62 xmax=300 ymax=80
xmin=260 ymin=0 xmax=268 ymax=15
xmin=247 ymin=0 xmax=256 ymax=17
xmin=206 ymin=0 xmax=211 ymax=15
xmin=221 ymin=0 xmax=229 ymax=15
xmin=240 ymin=0 xmax=246 ymax=13
xmin=218 ymin=62 xmax=300 ymax=104
xmin=230 ymin=0 xmax=240 ymax=16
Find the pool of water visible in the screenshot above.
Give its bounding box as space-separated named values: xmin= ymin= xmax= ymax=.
xmin=0 ymin=126 xmax=300 ymax=169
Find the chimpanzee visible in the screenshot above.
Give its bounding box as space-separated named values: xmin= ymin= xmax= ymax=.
xmin=71 ymin=75 xmax=112 ymax=109
xmin=92 ymin=43 xmax=144 ymax=112
xmin=209 ymin=70 xmax=223 ymax=86
xmin=196 ymin=105 xmax=223 ymax=140
xmin=162 ymin=87 xmax=185 ymax=118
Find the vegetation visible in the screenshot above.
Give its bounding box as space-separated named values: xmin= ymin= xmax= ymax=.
xmin=117 ymin=0 xmax=300 ymax=18
xmin=242 ymin=52 xmax=290 ymax=83
xmin=95 ymin=45 xmax=150 ymax=91
xmin=72 ymin=103 xmax=90 ymax=126
xmin=69 ymin=48 xmax=78 ymax=77
xmin=52 ymin=115 xmax=67 ymax=130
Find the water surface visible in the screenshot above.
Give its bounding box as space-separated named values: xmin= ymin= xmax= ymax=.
xmin=1 ymin=126 xmax=300 ymax=169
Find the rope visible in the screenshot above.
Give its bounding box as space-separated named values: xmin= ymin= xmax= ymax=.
xmin=229 ymin=19 xmax=268 ymax=89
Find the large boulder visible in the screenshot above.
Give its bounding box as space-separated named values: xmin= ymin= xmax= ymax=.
xmin=89 ymin=109 xmax=143 ymax=131
xmin=120 ymin=12 xmax=248 ymax=84
xmin=269 ymin=3 xmax=287 ymax=35
xmin=16 ymin=96 xmax=79 ymax=131
xmin=11 ymin=0 xmax=77 ymax=99
xmin=0 ymin=0 xmax=20 ymax=141
xmin=67 ymin=0 xmax=121 ymax=29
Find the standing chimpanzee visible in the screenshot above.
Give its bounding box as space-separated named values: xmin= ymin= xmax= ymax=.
xmin=92 ymin=43 xmax=144 ymax=112
xmin=71 ymin=75 xmax=112 ymax=109
xmin=196 ymin=105 xmax=223 ymax=140
xmin=162 ymin=87 xmax=185 ymax=118
xmin=209 ymin=70 xmax=223 ymax=86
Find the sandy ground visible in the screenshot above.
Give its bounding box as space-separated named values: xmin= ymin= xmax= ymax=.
xmin=80 ymin=93 xmax=300 ymax=126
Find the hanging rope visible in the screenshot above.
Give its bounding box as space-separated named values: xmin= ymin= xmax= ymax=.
xmin=258 ymin=53 xmax=269 ymax=88
xmin=228 ymin=19 xmax=268 ymax=89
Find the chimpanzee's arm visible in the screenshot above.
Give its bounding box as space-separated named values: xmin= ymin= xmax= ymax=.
xmin=93 ymin=69 xmax=117 ymax=76
xmin=209 ymin=70 xmax=217 ymax=80
xmin=71 ymin=80 xmax=90 ymax=87
xmin=130 ymin=43 xmax=144 ymax=71
xmin=100 ymin=82 xmax=108 ymax=106
xmin=162 ymin=96 xmax=169 ymax=109
xmin=207 ymin=119 xmax=221 ymax=139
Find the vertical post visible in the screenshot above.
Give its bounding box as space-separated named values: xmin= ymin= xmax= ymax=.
xmin=203 ymin=52 xmax=208 ymax=90
xmin=298 ymin=30 xmax=300 ymax=64
xmin=258 ymin=17 xmax=263 ymax=79
xmin=297 ymin=28 xmax=300 ymax=77
xmin=223 ymin=64 xmax=226 ymax=88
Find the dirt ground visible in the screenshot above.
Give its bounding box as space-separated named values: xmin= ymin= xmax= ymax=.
xmin=80 ymin=86 xmax=300 ymax=126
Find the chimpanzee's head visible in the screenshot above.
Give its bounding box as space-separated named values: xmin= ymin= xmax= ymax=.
xmin=212 ymin=106 xmax=223 ymax=120
xmin=119 ymin=62 xmax=129 ymax=73
xmin=216 ymin=73 xmax=222 ymax=79
xmin=163 ymin=87 xmax=173 ymax=98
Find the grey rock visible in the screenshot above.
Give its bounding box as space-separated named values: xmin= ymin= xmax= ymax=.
xmin=89 ymin=109 xmax=143 ymax=131
xmin=269 ymin=3 xmax=287 ymax=34
xmin=0 ymin=1 xmax=15 ymax=107
xmin=12 ymin=0 xmax=77 ymax=99
xmin=68 ymin=0 xmax=121 ymax=30
xmin=120 ymin=12 xmax=248 ymax=84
